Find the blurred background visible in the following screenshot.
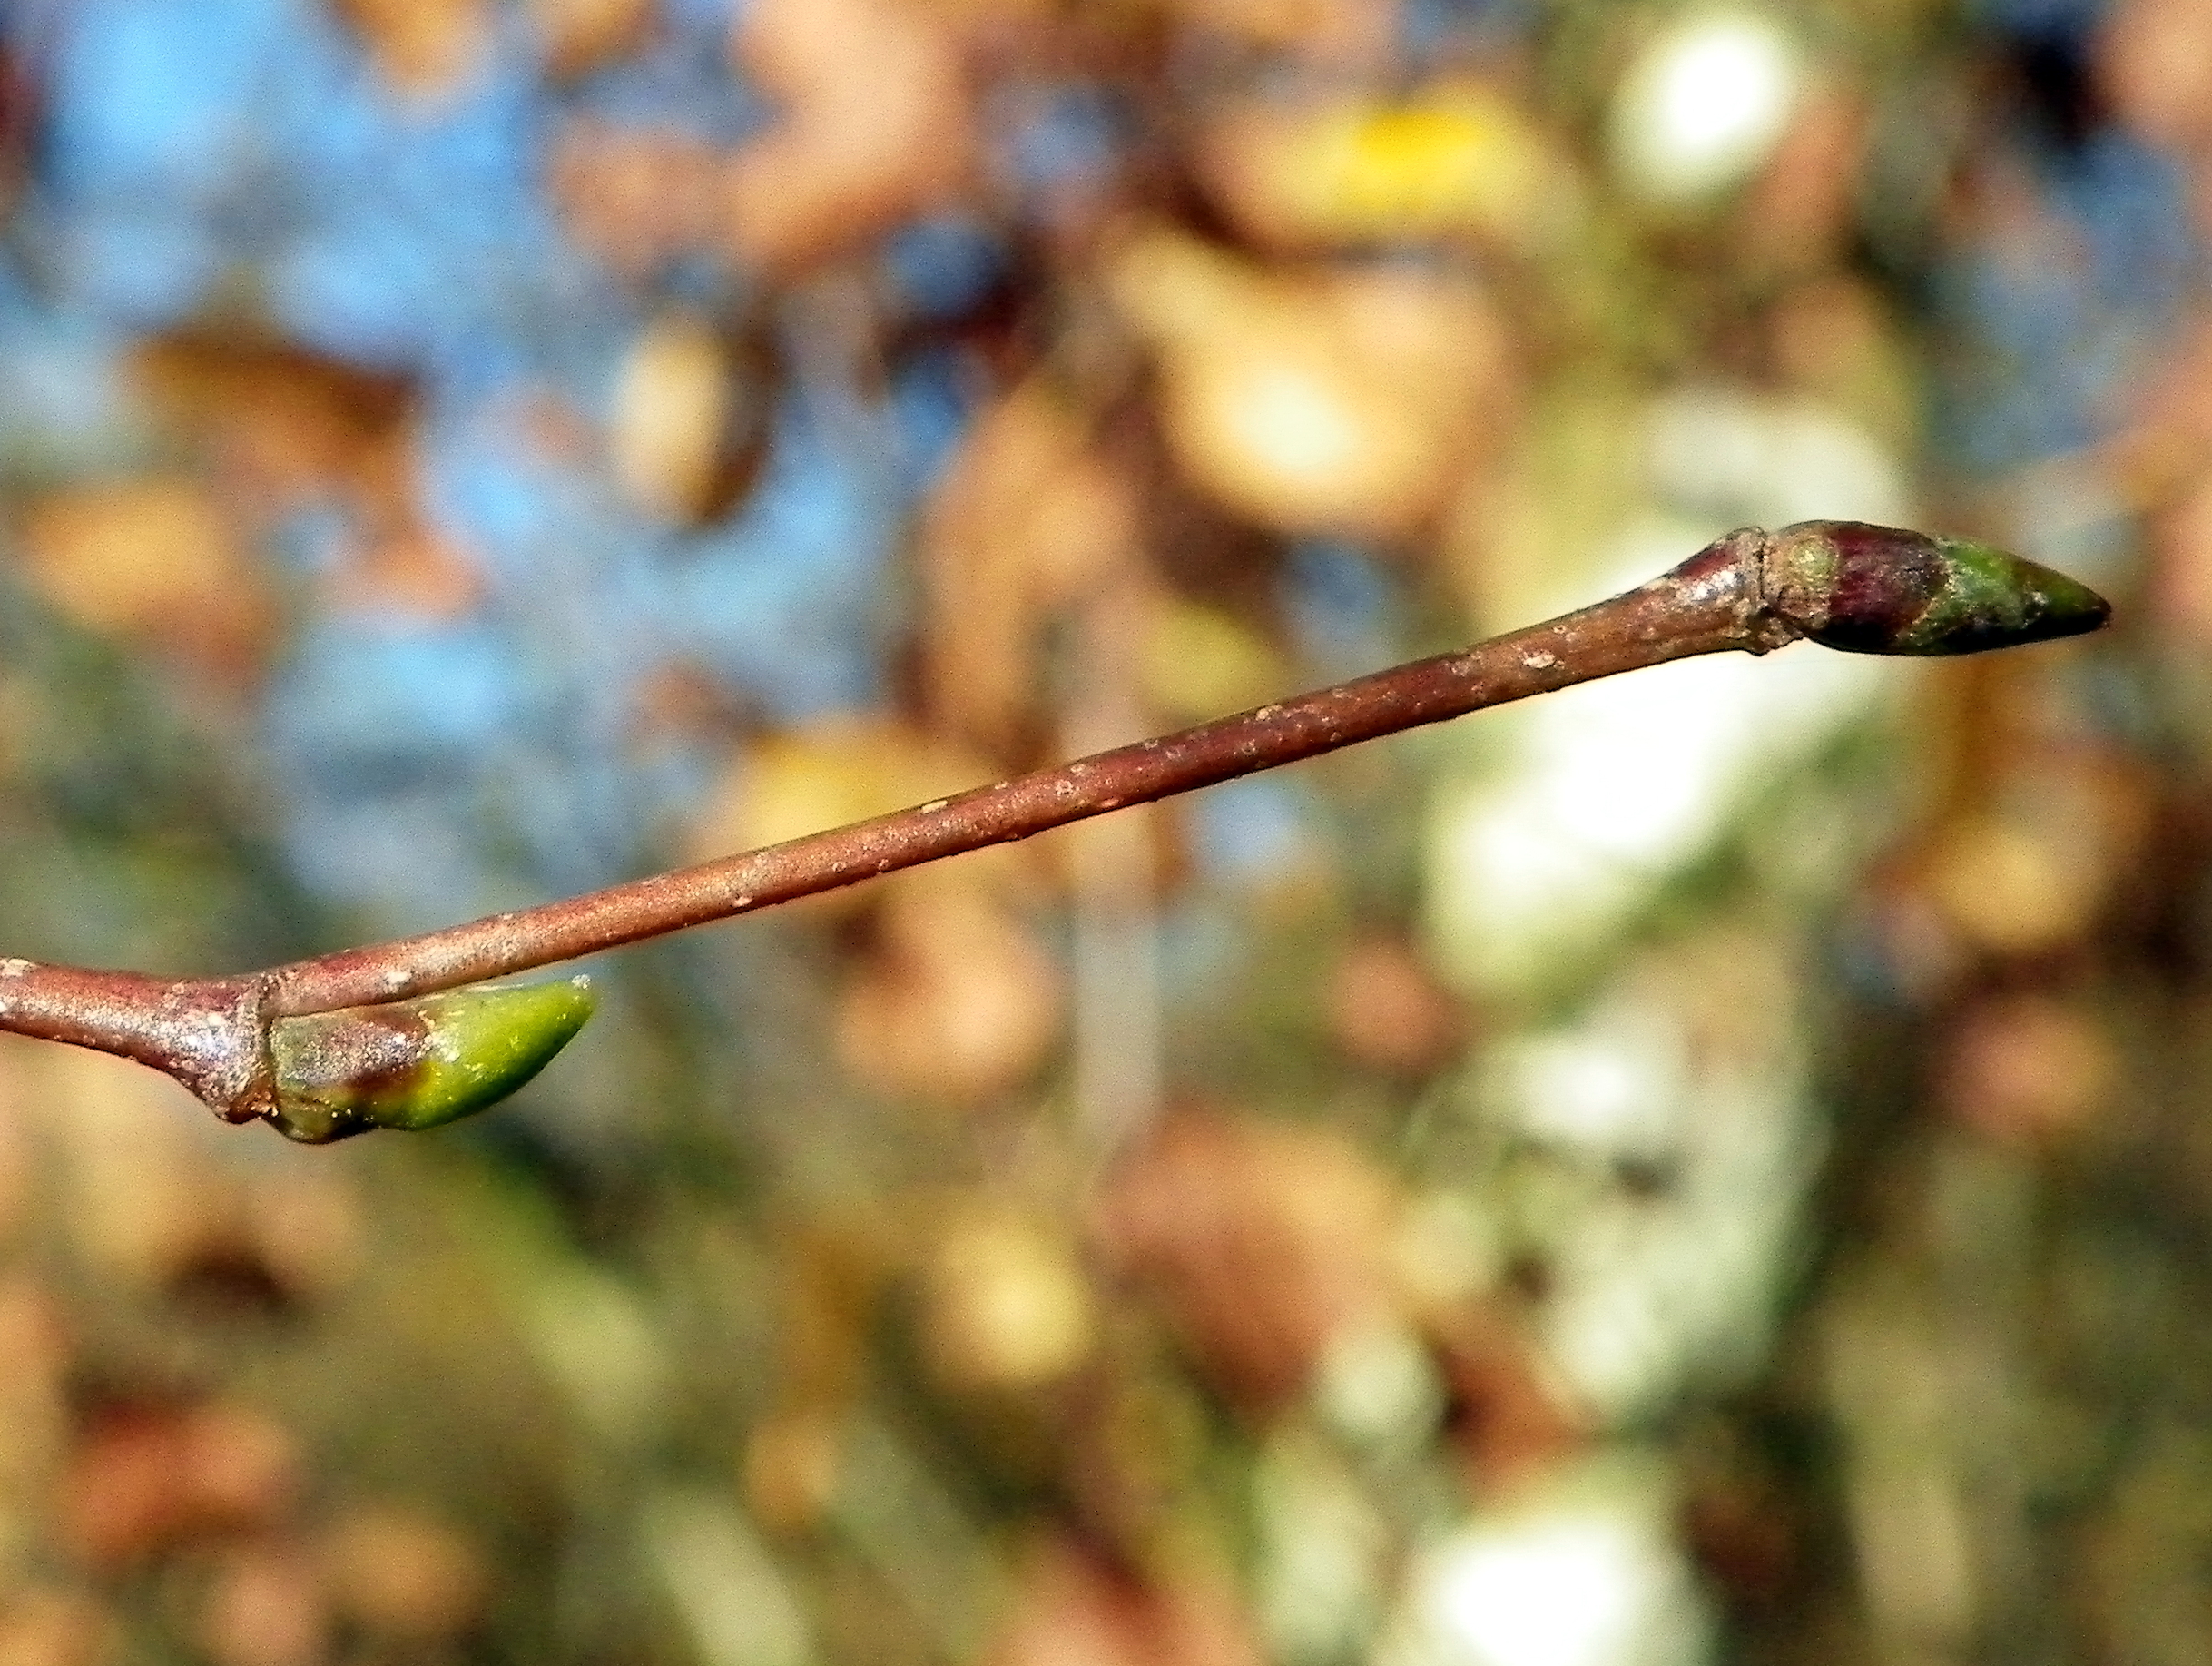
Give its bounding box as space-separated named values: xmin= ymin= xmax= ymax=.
xmin=0 ymin=0 xmax=2197 ymax=1661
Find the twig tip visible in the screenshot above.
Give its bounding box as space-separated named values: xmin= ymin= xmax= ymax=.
xmin=1763 ymin=520 xmax=2112 ymax=656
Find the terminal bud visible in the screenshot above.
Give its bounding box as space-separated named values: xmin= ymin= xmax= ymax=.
xmin=1761 ymin=520 xmax=2111 ymax=656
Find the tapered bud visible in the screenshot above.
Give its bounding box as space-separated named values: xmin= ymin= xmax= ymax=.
xmin=1762 ymin=520 xmax=2111 ymax=656
xmin=267 ymin=977 xmax=595 ymax=1144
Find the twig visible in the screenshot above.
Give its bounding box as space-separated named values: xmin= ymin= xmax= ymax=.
xmin=0 ymin=522 xmax=2111 ymax=1139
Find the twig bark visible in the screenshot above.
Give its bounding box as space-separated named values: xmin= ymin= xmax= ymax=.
xmin=0 ymin=522 xmax=2111 ymax=1134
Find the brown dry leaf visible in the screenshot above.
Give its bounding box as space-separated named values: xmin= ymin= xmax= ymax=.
xmin=1199 ymin=84 xmax=1561 ymax=252
xmin=2097 ymin=313 xmax=2212 ymax=523
xmin=921 ymin=380 xmax=1141 ymax=752
xmin=743 ymin=1408 xmax=844 ymax=1534
xmin=982 ymin=1534 xmax=1265 ymax=1666
xmin=1918 ymin=814 xmax=2105 ymax=960
xmin=130 ymin=335 xmax=413 ymax=518
xmin=1093 ymin=1110 xmax=1403 ymax=1412
xmin=197 ymin=1543 xmax=328 ymax=1666
xmin=835 ymin=882 xmax=1067 ymax=1107
xmin=333 ymin=0 xmax=492 ymax=101
xmin=1426 ymin=1299 xmax=1582 ymax=1489
xmin=323 ymin=1505 xmax=487 ymax=1641
xmin=919 ymin=1208 xmax=1096 ymax=1395
xmin=1939 ymin=992 xmax=2117 ymax=1146
xmin=724 ymin=0 xmax=977 ymax=272
xmin=1863 ymin=749 xmax=2154 ymax=991
xmin=1737 ymin=88 xmax=1869 ymax=279
xmin=326 ymin=428 xmax=484 ymax=621
xmin=2152 ymin=470 xmax=2212 ymax=639
xmin=2146 ymin=465 xmax=2212 ymax=642
xmin=1324 ymin=934 xmax=1470 ymax=1079
xmin=526 ymin=0 xmax=654 ymax=80
xmin=627 ymin=658 xmax=747 ymax=752
xmin=2099 ymin=0 xmax=2212 ymax=153
xmin=611 ymin=311 xmax=738 ymax=523
xmin=1111 ymin=231 xmax=1511 ymax=540
xmin=552 ymin=120 xmax=731 ymax=280
xmin=178 ymin=1406 xmax=303 ymax=1537
xmin=326 ymin=521 xmax=484 ymax=622
xmin=18 ymin=476 xmax=272 ymax=690
xmin=58 ymin=1403 xmax=299 ymax=1569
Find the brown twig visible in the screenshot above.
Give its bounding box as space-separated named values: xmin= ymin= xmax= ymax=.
xmin=0 ymin=522 xmax=2110 ymax=1133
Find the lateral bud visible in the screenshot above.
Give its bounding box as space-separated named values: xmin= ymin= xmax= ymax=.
xmin=266 ymin=976 xmax=595 ymax=1144
xmin=1761 ymin=520 xmax=2111 ymax=656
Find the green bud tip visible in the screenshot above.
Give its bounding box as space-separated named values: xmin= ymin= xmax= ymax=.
xmin=267 ymin=975 xmax=596 ymax=1145
xmin=1763 ymin=520 xmax=2112 ymax=656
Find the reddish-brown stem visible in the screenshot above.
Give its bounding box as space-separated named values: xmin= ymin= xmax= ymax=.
xmin=260 ymin=531 xmax=1769 ymax=1017
xmin=0 ymin=520 xmax=2110 ymax=1129
xmin=0 ymin=528 xmax=1780 ymax=1119
xmin=0 ymin=961 xmax=270 ymax=1117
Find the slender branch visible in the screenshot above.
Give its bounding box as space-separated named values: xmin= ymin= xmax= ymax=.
xmin=261 ymin=529 xmax=1765 ymax=1017
xmin=0 ymin=961 xmax=267 ymax=1111
xmin=0 ymin=522 xmax=2111 ymax=1137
